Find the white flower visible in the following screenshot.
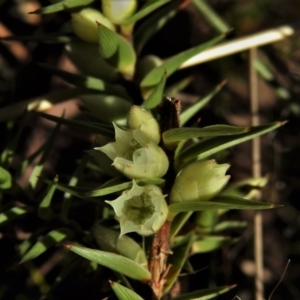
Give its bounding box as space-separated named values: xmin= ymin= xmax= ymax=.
xmin=96 ymin=123 xmax=169 ymax=179
xmin=106 ymin=181 xmax=168 ymax=237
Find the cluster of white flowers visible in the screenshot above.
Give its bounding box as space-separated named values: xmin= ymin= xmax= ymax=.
xmin=96 ymin=105 xmax=230 ymax=237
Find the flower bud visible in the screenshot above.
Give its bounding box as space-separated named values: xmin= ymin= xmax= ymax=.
xmin=170 ymin=160 xmax=230 ymax=203
xmin=127 ymin=106 xmax=160 ymax=144
xmin=106 ymin=181 xmax=168 ymax=237
xmin=95 ymin=123 xmax=169 ymax=180
xmin=102 ymin=0 xmax=137 ymax=25
xmin=71 ymin=8 xmax=115 ymax=44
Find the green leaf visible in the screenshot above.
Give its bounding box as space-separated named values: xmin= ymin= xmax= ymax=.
xmin=85 ymin=178 xmax=165 ymax=197
xmin=37 ymin=112 xmax=114 ymax=137
xmin=98 ymin=24 xmax=136 ymax=77
xmin=213 ymin=221 xmax=248 ymax=232
xmin=174 ymin=285 xmax=236 ymax=300
xmin=191 ymin=236 xmax=237 ymax=254
xmin=38 ymin=176 xmax=58 ymax=220
xmin=141 ymin=34 xmax=225 ymax=88
xmin=0 ymin=166 xmax=12 ymax=189
xmin=66 ymin=42 xmax=119 ymax=82
xmin=164 ymin=233 xmax=194 ymax=294
xmin=163 ymin=124 xmax=248 ymax=148
xmin=134 ymin=0 xmax=182 ymax=54
xmin=165 ymin=77 xmax=193 ymax=97
xmin=29 ymin=0 xmax=94 ymax=14
xmin=143 ymin=71 xmax=166 ymax=109
xmin=110 ymin=281 xmax=144 ymax=300
xmin=93 ymin=224 xmax=148 ymax=267
xmin=1 ymin=111 xmax=29 ymax=167
xmin=81 ymin=94 xmax=132 ymax=122
xmin=180 ymin=81 xmax=225 ymax=126
xmin=177 ymin=121 xmax=285 ymax=167
xmin=65 ymin=244 xmax=151 ymax=281
xmin=39 ymin=64 xmax=129 ymax=98
xmin=1 ymin=33 xmax=73 ymax=43
xmin=192 ymin=0 xmax=230 ymax=33
xmin=168 ymin=196 xmax=280 ymax=215
xmin=0 ymin=206 xmax=31 ymax=227
xmin=123 ymin=0 xmax=170 ymax=25
xmin=29 ymin=119 xmax=62 ymax=190
xmin=20 ymin=228 xmax=74 ymax=263
xmin=0 ymin=88 xmax=85 ymax=123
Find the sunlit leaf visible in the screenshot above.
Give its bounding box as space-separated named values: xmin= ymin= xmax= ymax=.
xmin=65 ymin=244 xmax=151 ymax=281
xmin=163 ymin=124 xmax=247 ymax=148
xmin=141 ymin=34 xmax=224 ymax=88
xmin=164 ymin=233 xmax=194 ymax=293
xmin=21 ymin=228 xmax=74 ymax=263
xmin=93 ymin=224 xmax=148 ymax=267
xmin=29 ymin=120 xmax=62 ymax=190
xmin=168 ymin=195 xmax=280 ymax=216
xmin=110 ymin=281 xmax=144 ymax=300
xmin=0 ymin=166 xmax=12 ymax=189
xmin=98 ymin=24 xmax=136 ymax=77
xmin=143 ymin=71 xmax=166 ymax=109
xmin=213 ymin=221 xmax=248 ymax=232
xmin=29 ymin=0 xmax=94 ymax=14
xmin=85 ymin=178 xmax=165 ymax=197
xmin=39 ymin=64 xmax=129 ymax=98
xmin=177 ymin=121 xmax=285 ymax=167
xmin=174 ymin=284 xmax=236 ymax=300
xmin=38 ymin=176 xmax=58 ymax=220
xmin=123 ymin=0 xmax=170 ymax=25
xmin=191 ymin=236 xmax=237 ymax=254
xmin=0 ymin=206 xmax=32 ymax=226
xmin=180 ymin=81 xmax=225 ymax=126
xmin=65 ymin=42 xmax=119 ymax=81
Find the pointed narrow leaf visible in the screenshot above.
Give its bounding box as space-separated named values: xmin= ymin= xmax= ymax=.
xmin=37 ymin=112 xmax=114 ymax=137
xmin=169 ymin=195 xmax=280 ymax=214
xmin=213 ymin=221 xmax=248 ymax=232
xmin=164 ymin=233 xmax=194 ymax=293
xmin=0 ymin=166 xmax=12 ymax=189
xmin=38 ymin=176 xmax=58 ymax=220
xmin=123 ymin=0 xmax=170 ymax=25
xmin=178 ymin=121 xmax=285 ymax=167
xmin=93 ymin=224 xmax=148 ymax=267
xmin=1 ymin=111 xmax=29 ymax=166
xmin=29 ymin=120 xmax=62 ymax=190
xmin=85 ymin=178 xmax=165 ymax=197
xmin=163 ymin=124 xmax=248 ymax=147
xmin=144 ymin=72 xmax=166 ymax=109
xmin=29 ymin=0 xmax=94 ymax=14
xmin=134 ymin=0 xmax=182 ymax=54
xmin=180 ymin=81 xmax=225 ymax=126
xmin=21 ymin=228 xmax=74 ymax=263
xmin=98 ymin=24 xmax=136 ymax=77
xmin=0 ymin=206 xmax=32 ymax=226
xmin=39 ymin=64 xmax=129 ymax=98
xmin=191 ymin=236 xmax=237 ymax=254
xmin=65 ymin=244 xmax=151 ymax=281
xmin=174 ymin=285 xmax=236 ymax=300
xmin=141 ymin=34 xmax=224 ymax=88
xmin=165 ymin=77 xmax=193 ymax=97
xmin=110 ymin=281 xmax=144 ymax=300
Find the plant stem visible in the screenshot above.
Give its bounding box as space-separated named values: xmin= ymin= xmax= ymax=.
xmin=148 ymin=97 xmax=181 ymax=299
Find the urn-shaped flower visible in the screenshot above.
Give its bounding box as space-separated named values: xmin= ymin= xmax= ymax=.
xmin=106 ymin=181 xmax=168 ymax=237
xmin=170 ymin=160 xmax=230 ymax=203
